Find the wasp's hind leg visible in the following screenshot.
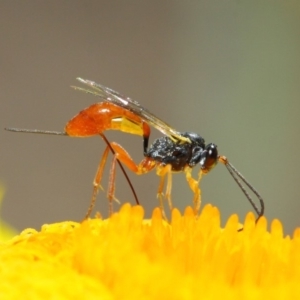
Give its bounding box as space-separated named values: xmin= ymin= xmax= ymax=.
xmin=83 ymin=145 xmax=111 ymax=220
xmin=106 ymin=155 xmax=121 ymax=216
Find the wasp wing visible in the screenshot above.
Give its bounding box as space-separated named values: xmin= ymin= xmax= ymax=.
xmin=73 ymin=78 xmax=190 ymax=143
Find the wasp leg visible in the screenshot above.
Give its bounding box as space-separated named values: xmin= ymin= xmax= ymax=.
xmin=110 ymin=142 xmax=156 ymax=175
xmin=197 ymin=169 xmax=203 ymax=182
xmin=156 ymin=164 xmax=173 ymax=221
xmin=157 ymin=173 xmax=166 ymax=216
xmin=107 ymin=155 xmax=121 ymax=216
xmin=184 ymin=167 xmax=201 ymax=215
xmin=83 ymin=145 xmax=111 ymax=220
xmin=110 ymin=142 xmax=164 ymax=213
xmin=156 ymin=176 xmax=166 ymax=218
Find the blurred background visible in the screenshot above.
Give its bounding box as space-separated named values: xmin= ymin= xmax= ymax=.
xmin=1 ymin=1 xmax=299 ymax=235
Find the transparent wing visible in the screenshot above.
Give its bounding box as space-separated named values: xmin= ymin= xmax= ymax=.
xmin=72 ymin=78 xmax=190 ymax=143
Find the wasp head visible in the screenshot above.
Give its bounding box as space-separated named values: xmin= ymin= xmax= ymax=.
xmin=199 ymin=143 xmax=218 ymax=174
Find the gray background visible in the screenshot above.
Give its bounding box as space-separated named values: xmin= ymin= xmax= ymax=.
xmin=1 ymin=1 xmax=300 ymax=235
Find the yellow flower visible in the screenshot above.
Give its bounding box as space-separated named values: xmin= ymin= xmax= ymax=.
xmin=0 ymin=203 xmax=299 ymax=299
xmin=0 ymin=186 xmax=17 ymax=242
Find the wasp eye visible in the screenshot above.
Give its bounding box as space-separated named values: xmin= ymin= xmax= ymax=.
xmin=200 ymin=143 xmax=218 ymax=173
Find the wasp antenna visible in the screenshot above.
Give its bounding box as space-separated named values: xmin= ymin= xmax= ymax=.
xmin=218 ymin=156 xmax=264 ymax=222
xmin=5 ymin=128 xmax=67 ymax=136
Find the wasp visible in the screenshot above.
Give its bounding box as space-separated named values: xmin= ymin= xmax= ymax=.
xmin=6 ymin=78 xmax=264 ymax=222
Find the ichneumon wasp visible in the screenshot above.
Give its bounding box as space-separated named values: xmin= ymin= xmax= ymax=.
xmin=6 ymin=78 xmax=264 ymax=222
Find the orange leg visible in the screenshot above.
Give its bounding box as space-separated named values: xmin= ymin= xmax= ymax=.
xmin=84 ymin=145 xmax=111 ymax=220
xmin=184 ymin=167 xmax=202 ymax=215
xmin=109 ymin=142 xmax=180 ymax=218
xmin=107 ymin=155 xmax=120 ymax=215
xmin=84 ymin=142 xmax=155 ymax=220
xmin=157 ymin=169 xmax=166 ymax=213
xmin=156 ymin=164 xmax=173 ymax=220
xmin=110 ymin=142 xmax=156 ymax=175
